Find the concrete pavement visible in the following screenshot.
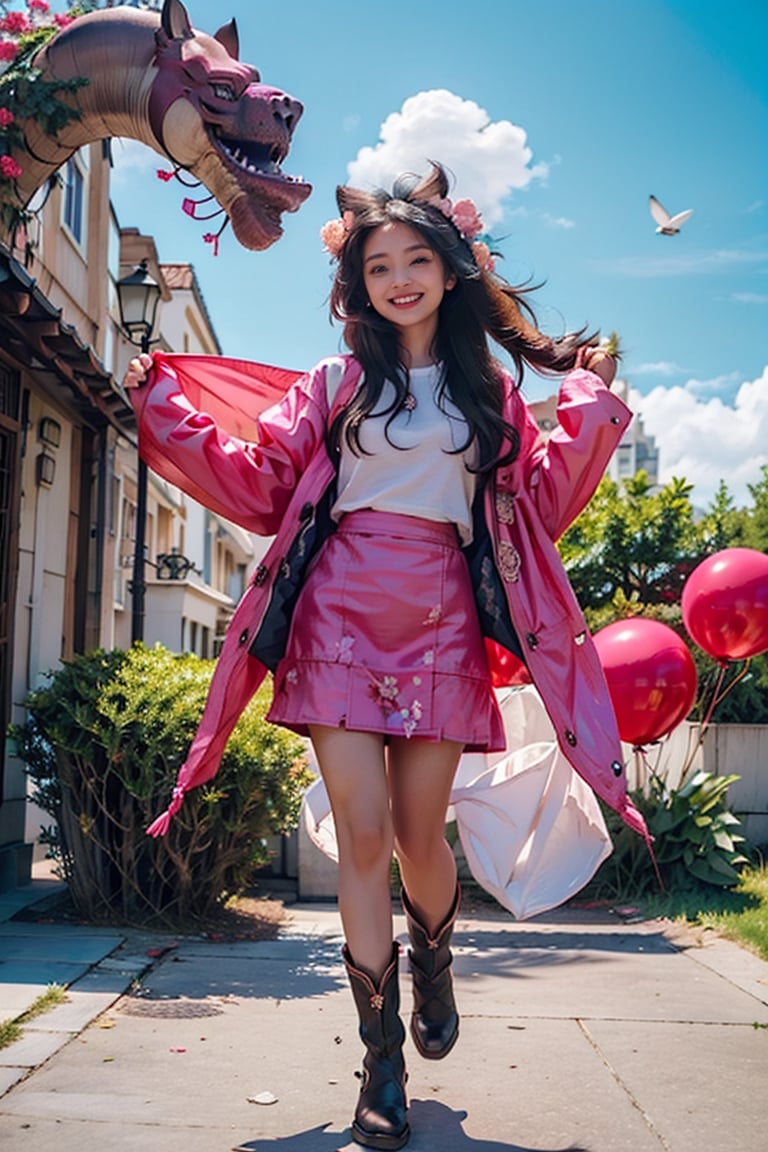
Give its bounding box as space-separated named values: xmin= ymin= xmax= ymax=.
xmin=1 ymin=875 xmax=767 ymax=1151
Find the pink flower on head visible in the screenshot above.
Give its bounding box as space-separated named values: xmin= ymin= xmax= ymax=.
xmin=53 ymin=13 xmax=74 ymax=28
xmin=320 ymin=217 xmax=347 ymax=259
xmin=0 ymin=107 xmax=14 ymax=128
xmin=0 ymin=12 xmax=31 ymax=34
xmin=0 ymin=154 xmax=23 ymax=180
xmin=0 ymin=40 xmax=19 ymax=62
xmin=425 ymin=194 xmax=452 ymax=219
xmin=28 ymin=0 xmax=51 ymax=13
xmin=451 ymin=199 xmax=484 ymax=240
xmin=472 ymin=241 xmax=495 ymax=273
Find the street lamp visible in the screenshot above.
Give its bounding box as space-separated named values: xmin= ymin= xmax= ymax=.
xmin=116 ymin=259 xmax=161 ymax=644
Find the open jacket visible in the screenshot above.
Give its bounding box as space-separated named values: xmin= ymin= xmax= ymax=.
xmin=131 ymin=352 xmax=649 ymax=842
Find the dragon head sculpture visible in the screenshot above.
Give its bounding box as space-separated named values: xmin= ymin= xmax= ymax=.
xmin=3 ymin=0 xmax=311 ymax=252
xmin=148 ymin=0 xmax=311 ymax=250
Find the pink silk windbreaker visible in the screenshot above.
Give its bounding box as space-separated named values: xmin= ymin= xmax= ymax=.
xmin=130 ymin=352 xmax=649 ymax=844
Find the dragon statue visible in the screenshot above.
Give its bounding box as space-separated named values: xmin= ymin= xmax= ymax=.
xmin=1 ymin=0 xmax=311 ymax=250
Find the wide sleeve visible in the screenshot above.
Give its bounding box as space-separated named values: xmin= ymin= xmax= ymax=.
xmin=513 ymin=368 xmax=632 ymax=541
xmin=129 ymin=358 xmax=331 ymax=536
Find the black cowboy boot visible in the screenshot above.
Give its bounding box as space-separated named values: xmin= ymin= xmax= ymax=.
xmin=343 ymin=942 xmax=410 ymax=1150
xmin=401 ymin=884 xmax=460 ymax=1060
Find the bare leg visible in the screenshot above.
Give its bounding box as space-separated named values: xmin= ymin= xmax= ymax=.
xmin=309 ymin=725 xmax=393 ymax=977
xmin=388 ymin=737 xmax=464 ymax=932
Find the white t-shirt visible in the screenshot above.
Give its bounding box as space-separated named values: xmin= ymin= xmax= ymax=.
xmin=331 ymin=363 xmax=478 ymax=544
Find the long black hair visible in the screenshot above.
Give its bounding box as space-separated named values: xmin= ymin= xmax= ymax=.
xmin=328 ymin=162 xmax=595 ymax=473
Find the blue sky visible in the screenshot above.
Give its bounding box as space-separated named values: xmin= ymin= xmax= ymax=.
xmin=105 ymin=0 xmax=766 ymax=506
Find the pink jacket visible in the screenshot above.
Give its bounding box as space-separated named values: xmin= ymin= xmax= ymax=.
xmin=131 ymin=352 xmax=648 ymax=842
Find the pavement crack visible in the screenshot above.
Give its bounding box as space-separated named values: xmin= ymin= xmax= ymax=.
xmin=577 ymin=1018 xmax=673 ymax=1152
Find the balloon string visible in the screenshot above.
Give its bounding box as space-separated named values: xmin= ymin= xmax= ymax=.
xmin=648 ymin=836 xmax=665 ymax=894
xmin=698 ymin=662 xmax=727 ymax=731
xmin=678 ymin=658 xmax=751 ymax=783
xmin=634 ymin=746 xmax=667 ymax=891
xmin=710 ymin=657 xmax=751 ymax=709
xmin=678 ymin=663 xmax=726 ymax=781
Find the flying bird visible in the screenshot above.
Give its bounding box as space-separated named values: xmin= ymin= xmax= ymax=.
xmin=649 ymin=195 xmax=694 ymax=235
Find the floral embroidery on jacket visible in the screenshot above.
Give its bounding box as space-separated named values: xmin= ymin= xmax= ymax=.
xmin=333 ymin=635 xmax=355 ymax=664
xmin=498 ymin=540 xmax=521 ymax=583
xmin=495 ymin=490 xmax=516 ymax=524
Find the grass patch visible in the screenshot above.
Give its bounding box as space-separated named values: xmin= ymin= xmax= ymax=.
xmin=697 ymin=867 xmax=768 ymax=961
xmin=0 ymin=984 xmax=68 ymax=1052
xmin=640 ymin=865 xmax=768 ymax=961
xmin=0 ymin=1019 xmax=22 ymax=1050
xmin=19 ymin=983 xmax=67 ymax=1022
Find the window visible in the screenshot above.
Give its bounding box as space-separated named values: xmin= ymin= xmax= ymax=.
xmin=62 ymin=156 xmax=86 ymax=248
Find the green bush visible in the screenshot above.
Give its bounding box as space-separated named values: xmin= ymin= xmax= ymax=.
xmin=584 ymin=771 xmax=753 ymax=901
xmin=12 ymin=645 xmax=313 ymax=928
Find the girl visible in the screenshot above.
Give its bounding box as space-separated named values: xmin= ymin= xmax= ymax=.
xmin=125 ymin=162 xmax=646 ymax=1150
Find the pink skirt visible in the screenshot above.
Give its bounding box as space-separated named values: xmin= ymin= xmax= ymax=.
xmin=267 ymin=510 xmax=505 ymax=751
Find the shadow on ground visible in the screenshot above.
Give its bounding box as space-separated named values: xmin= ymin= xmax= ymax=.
xmin=126 ymin=923 xmax=676 ymax=1004
xmin=234 ymin=1100 xmax=591 ymax=1151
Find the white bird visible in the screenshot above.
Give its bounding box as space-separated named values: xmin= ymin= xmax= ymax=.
xmin=649 ymin=194 xmax=694 ymax=235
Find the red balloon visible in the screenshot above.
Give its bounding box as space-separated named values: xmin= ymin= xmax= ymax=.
xmin=485 ymin=640 xmax=531 ymax=688
xmin=682 ymin=547 xmax=768 ymax=662
xmin=594 ymin=618 xmax=698 ymax=747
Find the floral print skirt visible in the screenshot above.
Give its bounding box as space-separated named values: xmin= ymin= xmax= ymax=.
xmin=267 ymin=510 xmax=505 ymax=751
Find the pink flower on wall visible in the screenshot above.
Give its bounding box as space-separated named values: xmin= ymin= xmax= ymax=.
xmin=0 ymin=13 xmax=31 ymax=35
xmin=0 ymin=155 xmax=23 ymax=180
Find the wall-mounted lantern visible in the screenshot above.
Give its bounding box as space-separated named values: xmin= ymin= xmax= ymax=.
xmin=35 ymin=451 xmax=56 ymax=487
xmin=38 ymin=416 xmax=62 ymax=447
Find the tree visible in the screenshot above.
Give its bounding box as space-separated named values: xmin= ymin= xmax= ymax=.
xmin=559 ymin=471 xmax=703 ymax=610
xmin=739 ymin=465 xmax=768 ymax=552
xmin=697 ymin=479 xmax=746 ymax=553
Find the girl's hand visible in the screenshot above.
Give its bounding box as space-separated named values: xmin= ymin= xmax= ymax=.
xmin=123 ymin=352 xmax=153 ymax=390
xmin=576 ymin=345 xmax=617 ymax=387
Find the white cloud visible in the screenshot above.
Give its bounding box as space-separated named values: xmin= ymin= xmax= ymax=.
xmin=631 ymin=366 xmax=768 ymax=505
xmin=732 ymin=292 xmax=768 ymax=304
xmin=110 ymin=137 xmax=163 ymax=182
xmin=594 ymin=249 xmax=767 ymax=279
xmin=682 ymin=372 xmax=742 ymax=399
xmin=631 ymin=361 xmax=686 ymax=377
xmin=540 ymin=212 xmax=575 ymax=230
xmin=347 ymin=90 xmax=546 ymax=226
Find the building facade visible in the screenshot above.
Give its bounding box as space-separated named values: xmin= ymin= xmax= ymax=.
xmin=530 ymin=379 xmax=659 ymax=488
xmin=0 ymin=144 xmax=253 ymax=888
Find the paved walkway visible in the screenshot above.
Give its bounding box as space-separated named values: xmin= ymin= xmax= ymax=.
xmin=1 ymin=875 xmax=767 ymax=1151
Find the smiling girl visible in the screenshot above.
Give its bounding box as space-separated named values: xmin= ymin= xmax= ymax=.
xmin=125 ymin=162 xmax=643 ymax=1150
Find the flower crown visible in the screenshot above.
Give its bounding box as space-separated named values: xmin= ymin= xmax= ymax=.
xmin=320 ymin=194 xmax=496 ymax=272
